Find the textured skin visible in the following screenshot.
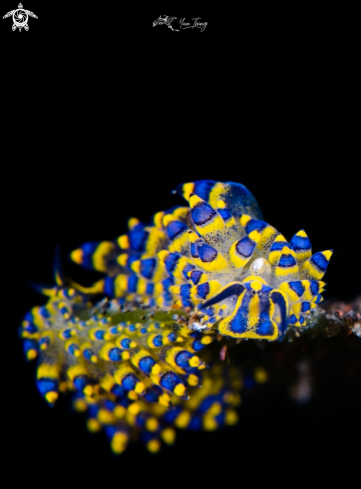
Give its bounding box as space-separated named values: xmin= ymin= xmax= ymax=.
xmin=21 ymin=180 xmax=332 ymax=453
xmin=70 ymin=180 xmax=332 ymax=338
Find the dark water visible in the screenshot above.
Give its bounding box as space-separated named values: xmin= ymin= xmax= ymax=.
xmin=2 ymin=8 xmax=360 ymax=487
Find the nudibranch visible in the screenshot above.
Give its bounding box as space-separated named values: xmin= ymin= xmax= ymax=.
xmin=20 ymin=180 xmax=332 ymax=453
xmin=71 ymin=180 xmax=332 ymax=341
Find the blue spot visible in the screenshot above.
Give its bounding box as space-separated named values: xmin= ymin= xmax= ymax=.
xmin=23 ymin=322 xmax=38 ymax=333
xmin=192 ymin=339 xmax=205 ymax=351
xmin=88 ymin=405 xmax=99 ymax=418
xmin=236 ymin=236 xmax=255 ymax=258
xmin=191 ymin=242 xmax=199 ymax=258
xmin=315 ymin=294 xmax=322 ymax=304
xmin=256 ymin=320 xmax=275 ymax=337
xmin=289 ymin=281 xmax=305 ymax=297
xmin=120 ymin=338 xmax=132 ymax=349
xmin=140 ymin=258 xmax=156 ymax=279
xmin=164 ymin=406 xmax=182 ymax=423
xmin=68 ymin=344 xmax=78 ymax=355
xmin=136 ymin=415 xmax=147 ymax=429
xmin=180 ymin=284 xmax=191 ymax=300
xmin=164 ymin=253 xmax=179 ymax=273
xmin=205 ymin=306 xmax=216 ymax=316
xmin=198 ymin=243 xmax=217 ymax=263
xmin=105 ymin=400 xmax=115 ymax=411
xmin=37 ymin=378 xmax=58 ymax=396
xmin=109 ymin=348 xmax=122 ymax=361
xmin=311 ymin=252 xmax=329 ymax=272
xmin=162 ymin=277 xmax=174 ymax=291
xmin=228 ymin=303 xmax=249 ymax=334
xmin=166 ymin=220 xmax=187 ymax=241
xmin=94 ymin=330 xmax=105 ymax=340
xmin=196 ymin=282 xmax=210 ymax=299
xmin=288 ymin=315 xmax=297 ymax=325
xmin=175 ymin=350 xmax=193 ymax=369
xmin=270 ymin=290 xmax=288 ymax=336
xmin=62 ymin=329 xmax=73 ymax=339
xmin=168 ymin=332 xmax=176 ymax=342
xmin=127 ymin=273 xmax=138 ymax=293
xmin=215 ymin=412 xmax=226 ymax=426
xmin=218 ymin=207 xmax=232 ymax=221
xmin=39 ymin=336 xmax=50 ymax=348
xmin=74 ymin=375 xmax=88 ymax=390
xmin=299 ymin=315 xmax=305 ymax=324
xmin=270 ymin=240 xmax=286 ymax=252
xmin=301 ymin=302 xmax=311 ymax=312
xmin=144 ymin=385 xmax=163 ymax=403
xmin=188 ymin=416 xmax=202 ymax=430
xmin=60 ymin=306 xmax=69 ymax=316
xmin=24 ymin=312 xmax=34 ymax=322
xmin=139 ymin=356 xmax=156 ymax=374
xmin=160 ymin=372 xmax=182 ymax=393
xmin=146 ymin=283 xmax=154 ymax=295
xmin=191 ymin=180 xmax=215 ymax=201
xmin=129 ymin=224 xmax=148 ymax=252
xmin=190 ymin=270 xmax=202 ymax=284
xmin=310 ymin=280 xmax=319 ymax=296
xmin=245 ymin=219 xmax=267 ymax=234
xmin=152 ymin=335 xmax=163 ymax=347
xmin=39 ymin=307 xmax=51 ymax=318
xmin=176 ymin=180 xmax=215 ymax=202
xmin=278 ymin=254 xmax=296 ymax=268
xmin=82 ymin=242 xmax=97 ymax=269
xmin=105 ymin=426 xmax=116 ymax=439
xmin=140 ymin=327 xmax=148 ymax=334
xmin=111 ymin=384 xmax=125 ymax=397
xmin=122 ymin=373 xmax=138 ymax=391
xmin=183 ymin=263 xmax=195 ymax=280
xmin=83 ymin=348 xmax=94 ymax=360
xmin=191 ymin=201 xmax=216 ymax=226
xmin=110 ymin=326 xmax=118 ymax=335
xmin=199 ymin=395 xmax=216 ymax=413
xmin=126 ymin=254 xmax=139 ymax=268
xmin=129 ymin=324 xmax=137 ymax=332
xmin=23 ymin=339 xmax=38 ymax=356
xmin=290 ymin=232 xmax=311 ymax=252
xmin=104 ymin=277 xmax=115 ymax=297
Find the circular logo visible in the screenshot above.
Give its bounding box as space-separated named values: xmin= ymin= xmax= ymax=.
xmin=13 ymin=8 xmax=28 ymax=28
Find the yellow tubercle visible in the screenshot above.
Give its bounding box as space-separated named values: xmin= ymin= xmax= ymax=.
xmin=111 ymin=432 xmax=128 ymax=454
xmin=70 ymin=248 xmax=83 ymax=264
xmin=254 ymin=367 xmax=268 ymax=383
xmin=175 ymin=410 xmax=191 ymax=428
xmin=174 ymin=383 xmax=187 ymax=397
xmin=45 ymin=391 xmax=58 ymax=404
xmin=87 ymin=418 xmax=101 ymax=432
xmin=146 ymin=439 xmax=161 ymax=453
xmin=161 ymin=428 xmax=176 ymax=445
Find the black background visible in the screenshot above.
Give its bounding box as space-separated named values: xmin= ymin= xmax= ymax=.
xmin=1 ymin=5 xmax=360 ymax=487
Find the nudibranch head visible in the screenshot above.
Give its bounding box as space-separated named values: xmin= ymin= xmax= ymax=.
xmin=69 ymin=180 xmax=332 ymax=340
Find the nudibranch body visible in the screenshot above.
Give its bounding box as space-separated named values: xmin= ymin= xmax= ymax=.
xmin=20 ymin=180 xmax=332 ymax=453
xmin=71 ymin=180 xmax=332 ymax=341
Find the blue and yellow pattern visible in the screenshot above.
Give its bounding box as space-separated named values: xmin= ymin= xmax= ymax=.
xmin=21 ymin=180 xmax=332 ymax=453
